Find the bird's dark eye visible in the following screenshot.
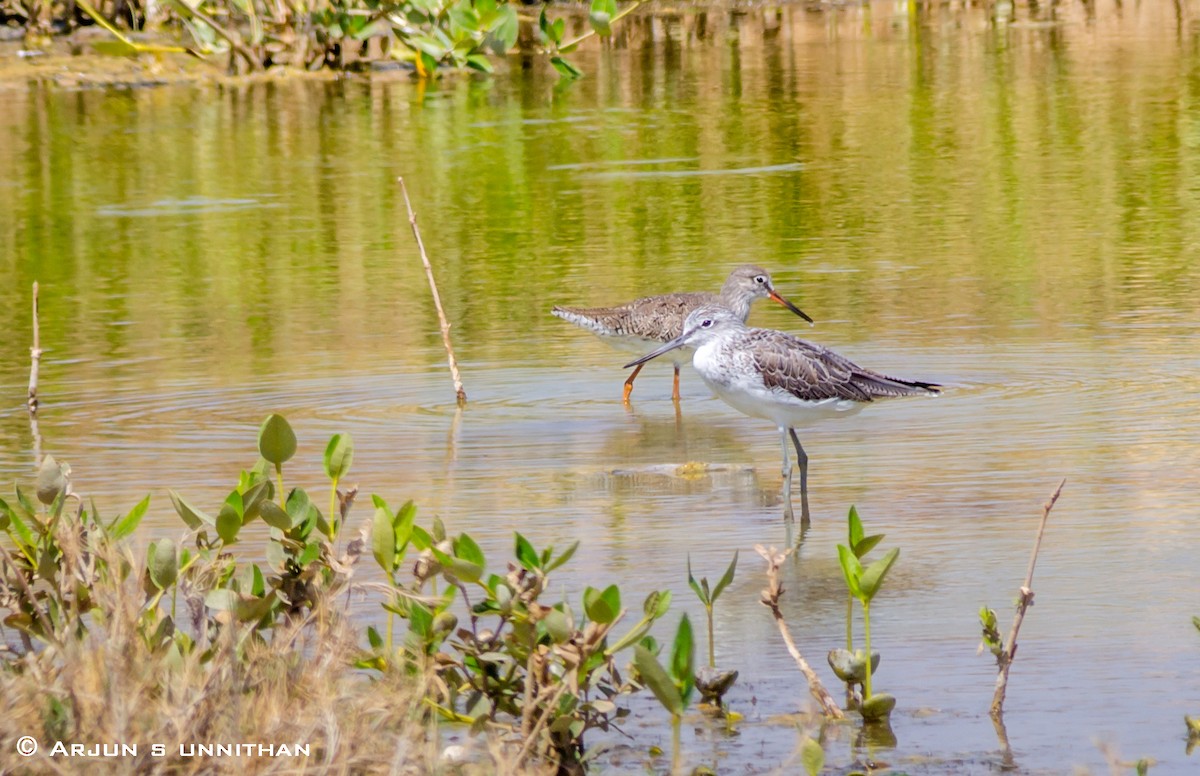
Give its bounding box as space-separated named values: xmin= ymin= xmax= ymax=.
xmin=701 ymin=319 xmax=713 ymax=328
xmin=754 ymin=275 xmax=767 ymax=284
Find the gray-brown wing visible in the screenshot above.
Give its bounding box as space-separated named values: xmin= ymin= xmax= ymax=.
xmin=554 ymin=291 xmax=716 ymax=342
xmin=749 ymin=329 xmax=939 ymax=401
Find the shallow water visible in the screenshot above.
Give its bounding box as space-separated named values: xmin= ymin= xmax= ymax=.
xmin=2 ymin=2 xmax=1200 ymax=773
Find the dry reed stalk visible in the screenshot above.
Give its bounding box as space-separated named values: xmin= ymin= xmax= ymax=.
xmin=28 ymin=282 xmax=43 ymax=467
xmin=990 ymin=478 xmax=1066 ymax=717
xmin=398 ymin=177 xmax=467 ymax=406
xmin=755 ymin=544 xmax=844 ymax=720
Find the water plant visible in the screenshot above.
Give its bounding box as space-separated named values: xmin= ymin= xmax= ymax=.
xmin=828 ymin=506 xmax=884 ymax=709
xmin=5 ymin=0 xmax=642 ymax=76
xmin=687 ymin=551 xmax=739 ymax=708
xmin=980 ymin=480 xmax=1064 ymax=718
xmin=0 ymin=413 xmax=681 ymax=772
xmin=835 ymin=507 xmax=899 ymax=723
xmin=633 ymin=614 xmax=696 ymax=772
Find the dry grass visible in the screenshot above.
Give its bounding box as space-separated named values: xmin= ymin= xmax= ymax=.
xmin=0 ymin=542 xmax=542 ymax=775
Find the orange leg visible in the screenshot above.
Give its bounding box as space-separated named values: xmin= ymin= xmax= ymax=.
xmin=623 ymin=363 xmax=645 ymax=403
xmin=672 ymin=365 xmax=681 ymax=403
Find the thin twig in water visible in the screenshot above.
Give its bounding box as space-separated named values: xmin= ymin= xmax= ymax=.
xmin=28 ymin=282 xmax=40 ymax=413
xmin=990 ymin=478 xmax=1066 ymax=717
xmin=397 ymin=177 xmax=467 ymax=406
xmin=28 ymin=282 xmax=43 ymax=468
xmin=755 ymin=544 xmax=844 ymax=720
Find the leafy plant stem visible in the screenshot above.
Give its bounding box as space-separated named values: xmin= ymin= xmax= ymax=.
xmin=846 ymin=593 xmax=853 ymax=652
xmin=276 ymin=464 xmax=285 ymax=508
xmin=862 ymin=600 xmax=872 ymax=701
xmin=706 ymin=603 xmax=715 ymax=668
xmin=671 ymin=712 xmax=682 ymax=773
xmin=560 ymin=0 xmax=643 ymax=49
xmin=329 ymin=477 xmax=338 ymax=541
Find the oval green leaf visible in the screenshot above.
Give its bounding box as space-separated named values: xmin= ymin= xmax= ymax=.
xmin=257 ymin=414 xmax=297 ymax=465
xmin=323 ymin=433 xmax=353 ymax=480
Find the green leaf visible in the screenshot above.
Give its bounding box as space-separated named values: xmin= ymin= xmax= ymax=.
xmin=240 ymin=479 xmax=270 ymax=523
xmin=431 ymin=543 xmax=482 ymax=584
xmin=465 ymin=54 xmax=494 ymax=73
xmin=257 ymin=414 xmax=297 ymax=466
xmin=285 ymin=487 xmax=312 ymax=526
xmin=858 ymin=547 xmax=900 ymax=601
xmin=216 ymin=503 xmax=241 ymax=544
xmin=583 ymin=584 xmax=620 ymax=625
xmin=259 ymin=500 xmax=292 ymax=531
xmin=550 ymin=55 xmax=581 ymax=79
xmin=543 ymin=608 xmax=572 ymax=643
xmin=686 ymin=554 xmax=707 ymax=605
xmin=854 ymin=533 xmax=885 ymax=559
xmin=410 ymin=525 xmax=432 ymax=551
xmin=108 ymin=494 xmax=150 ymax=540
xmin=588 ymin=0 xmax=615 ymax=36
xmin=36 ymin=454 xmax=68 ymax=505
xmin=205 ymin=589 xmax=238 ymax=611
xmin=487 ymin=4 xmax=518 ymax=54
xmin=800 ymin=737 xmax=825 ymax=776
xmin=367 ymin=626 xmax=383 ymax=650
xmin=634 ymin=645 xmax=682 ymax=716
xmin=2 ymin=496 xmax=35 ymax=556
xmin=837 ymin=544 xmax=863 ymax=599
xmin=168 ymin=490 xmax=213 ymax=530
xmin=711 ymin=550 xmax=739 ymax=601
xmin=1193 ymin=615 xmax=1200 ymax=634
xmin=654 ymin=589 xmax=672 ymax=618
xmin=298 ymin=542 xmax=320 ymax=566
xmin=148 ymin=539 xmax=178 ymax=590
xmin=670 ymin=614 xmax=695 ymax=705
xmin=371 ymin=504 xmax=396 ymax=574
xmin=514 ymin=532 xmax=540 ymax=570
xmin=409 ymin=33 xmax=449 ymax=61
xmin=848 ymin=504 xmax=864 ymax=548
xmin=454 ymin=533 xmax=485 ymax=568
xmin=544 ymin=540 xmax=578 ymax=573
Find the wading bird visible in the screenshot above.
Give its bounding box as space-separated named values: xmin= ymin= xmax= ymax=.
xmin=625 ymin=305 xmax=939 ymax=527
xmin=552 ymin=265 xmax=811 ymax=403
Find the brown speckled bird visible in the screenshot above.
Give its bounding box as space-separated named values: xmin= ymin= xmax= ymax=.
xmin=552 ymin=265 xmax=811 ymax=403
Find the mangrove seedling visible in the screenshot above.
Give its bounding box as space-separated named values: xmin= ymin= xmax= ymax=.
xmin=687 ymin=551 xmax=740 ymax=708
xmin=634 ymin=614 xmax=696 ymax=771
xmin=828 ymin=506 xmax=884 ymax=708
xmin=836 ymin=508 xmax=900 ymax=723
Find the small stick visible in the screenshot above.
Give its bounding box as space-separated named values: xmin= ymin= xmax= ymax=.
xmin=756 ymin=544 xmax=845 ymax=720
xmin=397 ymin=177 xmax=467 ymax=406
xmin=990 ymin=478 xmax=1066 ymax=717
xmin=28 ymin=282 xmax=43 ymax=468
xmin=28 ymin=281 xmax=40 ymax=414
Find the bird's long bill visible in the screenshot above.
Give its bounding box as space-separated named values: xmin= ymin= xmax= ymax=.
xmin=623 ymin=333 xmax=690 ymax=369
xmin=769 ymin=290 xmax=814 ymax=323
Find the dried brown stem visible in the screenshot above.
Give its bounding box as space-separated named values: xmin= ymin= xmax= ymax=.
xmin=990 ymin=478 xmax=1066 ymax=717
xmin=28 ymin=282 xmax=43 ymax=468
xmin=397 ymin=177 xmax=467 ymax=406
xmin=28 ymin=281 xmax=40 ymax=413
xmin=755 ymin=544 xmax=844 ymax=720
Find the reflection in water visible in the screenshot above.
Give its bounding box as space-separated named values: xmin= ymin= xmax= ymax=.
xmin=3 ymin=2 xmax=1200 ymax=772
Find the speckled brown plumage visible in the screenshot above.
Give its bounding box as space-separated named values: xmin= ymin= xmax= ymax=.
xmin=551 ymin=265 xmax=811 ymax=402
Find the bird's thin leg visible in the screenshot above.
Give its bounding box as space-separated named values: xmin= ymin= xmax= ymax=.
xmin=672 ymin=364 xmax=681 ymax=403
xmin=623 ymin=363 xmax=645 ymax=404
xmin=789 ymin=428 xmax=810 ymax=529
xmin=780 ymin=426 xmax=794 ymax=525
